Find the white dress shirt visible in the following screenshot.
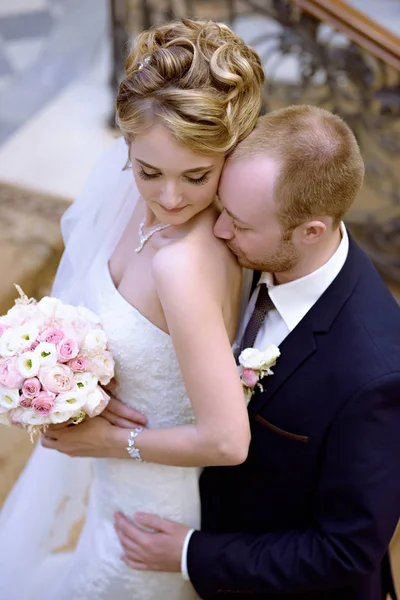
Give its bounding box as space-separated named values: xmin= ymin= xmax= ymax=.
xmin=181 ymin=224 xmax=349 ymax=580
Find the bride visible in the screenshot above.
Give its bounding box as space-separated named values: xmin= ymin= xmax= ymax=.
xmin=0 ymin=18 xmax=264 ymax=600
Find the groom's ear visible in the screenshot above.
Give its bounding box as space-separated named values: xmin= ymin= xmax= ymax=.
xmin=301 ymin=220 xmax=327 ymax=245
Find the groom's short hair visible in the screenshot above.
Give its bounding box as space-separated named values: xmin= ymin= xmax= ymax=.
xmin=229 ymin=105 xmax=365 ymax=230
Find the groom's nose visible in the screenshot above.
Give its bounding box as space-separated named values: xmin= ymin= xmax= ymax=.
xmin=214 ymin=210 xmax=233 ymax=240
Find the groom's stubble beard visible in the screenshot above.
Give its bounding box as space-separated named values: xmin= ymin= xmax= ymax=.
xmin=231 ymin=235 xmax=301 ymax=274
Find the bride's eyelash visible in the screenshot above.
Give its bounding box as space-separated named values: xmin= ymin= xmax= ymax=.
xmin=233 ymin=222 xmax=246 ymax=232
xmin=138 ymin=169 xmax=160 ymax=181
xmin=138 ymin=168 xmax=210 ymax=186
xmin=185 ymin=174 xmax=210 ymax=186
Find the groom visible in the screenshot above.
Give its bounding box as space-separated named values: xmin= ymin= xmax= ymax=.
xmin=113 ymin=105 xmax=400 ymax=599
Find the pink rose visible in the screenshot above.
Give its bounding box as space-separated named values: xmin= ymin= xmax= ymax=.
xmin=0 ymin=358 xmax=24 ymax=388
xmin=68 ymin=356 xmax=87 ymax=373
xmin=241 ymin=368 xmax=259 ymax=388
xmin=32 ymin=391 xmax=55 ymax=415
xmin=22 ymin=377 xmax=41 ymax=399
xmin=40 ymin=364 xmax=74 ymax=394
xmin=0 ymin=324 xmax=9 ymax=338
xmin=39 ymin=328 xmax=64 ymax=345
xmin=57 ymin=339 xmax=79 ymax=363
xmin=19 ymin=395 xmax=33 ymax=408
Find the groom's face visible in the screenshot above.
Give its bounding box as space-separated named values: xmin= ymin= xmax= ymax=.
xmin=214 ymin=155 xmax=301 ymax=273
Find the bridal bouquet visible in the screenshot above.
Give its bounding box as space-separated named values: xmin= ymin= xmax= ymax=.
xmin=0 ymin=286 xmax=114 ymax=438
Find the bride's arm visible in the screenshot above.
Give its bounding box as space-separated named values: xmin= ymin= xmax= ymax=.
xmin=110 ymin=242 xmax=250 ymax=467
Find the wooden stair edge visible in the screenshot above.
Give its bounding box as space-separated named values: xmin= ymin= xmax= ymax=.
xmin=291 ymin=0 xmax=400 ymax=70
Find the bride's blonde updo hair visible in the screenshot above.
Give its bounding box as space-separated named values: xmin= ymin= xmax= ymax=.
xmin=116 ymin=18 xmax=264 ymax=155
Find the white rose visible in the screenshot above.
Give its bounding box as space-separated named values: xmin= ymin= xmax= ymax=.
xmin=6 ymin=303 xmax=44 ymax=328
xmin=64 ymin=316 xmax=89 ymax=344
xmin=260 ymin=345 xmax=281 ymax=369
xmin=37 ymin=296 xmax=62 ymax=320
xmin=5 ymin=305 xmax=25 ymax=327
xmin=74 ymin=373 xmax=98 ymax=393
xmin=0 ymin=386 xmax=20 ymax=410
xmin=82 ymin=386 xmax=109 ymax=418
xmin=15 ymin=407 xmax=50 ymax=427
xmin=53 ymin=389 xmax=86 ymax=416
xmin=0 ymin=325 xmax=39 ymax=357
xmin=77 ymin=306 xmax=101 ymax=325
xmin=0 ymin=329 xmax=21 ymax=357
xmin=17 ymin=351 xmax=41 ymax=378
xmin=83 ymin=329 xmax=108 ymax=353
xmin=90 ymin=351 xmax=115 ymax=385
xmin=18 ymin=324 xmax=40 ymax=349
xmin=34 ymin=342 xmax=58 ymax=367
xmin=55 ymin=303 xmax=79 ymax=324
xmin=239 ymin=348 xmax=268 ymax=370
xmin=239 ymin=345 xmax=280 ymax=370
xmin=48 ymin=410 xmax=74 ymax=425
xmin=0 ymin=316 xmax=10 ymax=328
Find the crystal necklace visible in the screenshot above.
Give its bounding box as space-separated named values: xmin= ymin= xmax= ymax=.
xmin=135 ymin=218 xmax=172 ymax=253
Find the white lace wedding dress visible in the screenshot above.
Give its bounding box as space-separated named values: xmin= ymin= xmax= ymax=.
xmin=0 ymin=139 xmax=204 ymax=600
xmin=38 ymin=249 xmax=200 ymax=600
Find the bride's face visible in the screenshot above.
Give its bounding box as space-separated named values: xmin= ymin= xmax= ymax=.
xmin=129 ymin=125 xmax=225 ymax=224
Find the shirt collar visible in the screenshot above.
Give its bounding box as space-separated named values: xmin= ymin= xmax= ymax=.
xmin=258 ymin=224 xmax=349 ymax=332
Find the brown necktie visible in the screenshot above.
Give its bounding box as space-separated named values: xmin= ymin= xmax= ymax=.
xmin=240 ymin=283 xmax=275 ymax=351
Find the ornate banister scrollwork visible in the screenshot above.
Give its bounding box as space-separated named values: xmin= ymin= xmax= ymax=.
xmin=109 ymin=0 xmax=400 ymax=293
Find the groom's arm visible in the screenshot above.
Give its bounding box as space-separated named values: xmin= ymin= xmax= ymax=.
xmin=187 ymin=374 xmax=400 ymax=597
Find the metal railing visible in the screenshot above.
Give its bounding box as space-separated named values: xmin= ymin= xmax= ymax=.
xmin=109 ymin=0 xmax=400 ymax=286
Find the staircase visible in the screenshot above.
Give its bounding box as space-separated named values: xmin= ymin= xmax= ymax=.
xmin=349 ymin=0 xmax=400 ymax=35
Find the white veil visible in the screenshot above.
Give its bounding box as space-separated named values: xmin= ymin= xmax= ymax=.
xmin=0 ymin=137 xmax=138 ymax=600
xmin=52 ymin=136 xmax=137 ymax=304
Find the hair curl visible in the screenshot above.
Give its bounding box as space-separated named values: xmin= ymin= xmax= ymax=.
xmin=116 ymin=18 xmax=264 ymax=155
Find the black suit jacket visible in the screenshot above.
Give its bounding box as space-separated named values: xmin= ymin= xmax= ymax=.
xmin=188 ymin=236 xmax=400 ymax=600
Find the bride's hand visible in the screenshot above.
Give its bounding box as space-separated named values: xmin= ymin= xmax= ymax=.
xmin=101 ymin=396 xmax=147 ymax=430
xmin=41 ymin=416 xmax=127 ymax=458
xmin=46 ymin=419 xmax=75 ymax=432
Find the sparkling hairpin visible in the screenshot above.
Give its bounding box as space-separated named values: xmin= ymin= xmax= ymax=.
xmin=138 ymin=55 xmax=151 ymax=71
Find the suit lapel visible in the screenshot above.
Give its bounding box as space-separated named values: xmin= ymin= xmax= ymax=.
xmin=248 ymin=234 xmax=363 ymax=416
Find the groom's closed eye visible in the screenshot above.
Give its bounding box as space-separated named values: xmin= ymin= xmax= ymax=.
xmin=232 ymin=222 xmax=247 ymax=233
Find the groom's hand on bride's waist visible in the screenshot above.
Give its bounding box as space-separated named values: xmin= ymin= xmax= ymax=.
xmin=115 ymin=512 xmax=188 ymax=573
xmin=101 ymin=396 xmax=147 ymax=430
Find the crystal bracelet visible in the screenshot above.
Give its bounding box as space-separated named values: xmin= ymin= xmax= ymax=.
xmin=126 ymin=427 xmax=144 ymax=461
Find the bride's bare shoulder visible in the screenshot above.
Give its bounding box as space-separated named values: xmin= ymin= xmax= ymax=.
xmin=187 ymin=207 xmax=235 ymax=258
xmin=153 ymin=207 xmax=239 ymax=291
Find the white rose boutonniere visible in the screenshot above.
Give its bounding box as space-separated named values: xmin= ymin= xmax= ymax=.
xmin=238 ymin=345 xmax=281 ymax=403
